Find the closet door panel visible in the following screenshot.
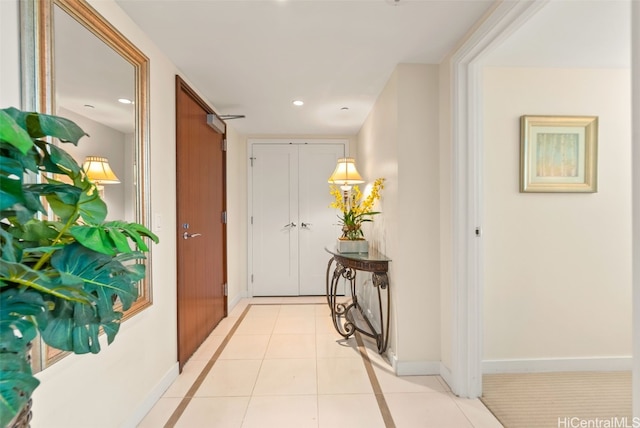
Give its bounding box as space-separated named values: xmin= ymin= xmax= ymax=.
xmin=251 ymin=145 xmax=299 ymax=295
xmin=298 ymin=144 xmax=344 ymax=295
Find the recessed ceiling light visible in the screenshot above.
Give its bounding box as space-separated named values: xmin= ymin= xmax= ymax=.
xmin=84 ymin=104 xmax=95 ymax=109
xmin=118 ymin=98 xmax=133 ymax=105
xmin=292 ymin=100 xmax=304 ymax=106
xmin=340 ymin=107 xmax=349 ymax=111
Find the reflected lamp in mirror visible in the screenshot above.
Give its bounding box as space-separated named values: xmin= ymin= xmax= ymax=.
xmin=83 ymin=156 xmax=120 ymax=197
xmin=327 ymin=157 xmax=364 ymax=192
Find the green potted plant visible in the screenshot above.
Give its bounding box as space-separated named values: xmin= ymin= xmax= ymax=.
xmin=329 ymin=177 xmax=384 ymax=253
xmin=0 ymin=107 xmax=158 ymax=427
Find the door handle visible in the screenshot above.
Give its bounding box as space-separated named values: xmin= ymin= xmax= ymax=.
xmin=301 ymin=222 xmax=312 ymax=229
xmin=183 ymin=232 xmax=203 ymax=240
xmin=283 ymin=222 xmax=297 ymax=228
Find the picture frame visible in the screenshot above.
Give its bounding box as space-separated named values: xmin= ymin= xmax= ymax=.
xmin=520 ymin=115 xmax=598 ymax=193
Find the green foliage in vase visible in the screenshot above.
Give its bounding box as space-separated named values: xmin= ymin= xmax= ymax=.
xmin=0 ymin=107 xmax=158 ymax=426
xmin=329 ymin=177 xmax=385 ymax=240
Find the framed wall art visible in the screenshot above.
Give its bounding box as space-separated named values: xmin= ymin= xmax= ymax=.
xmin=520 ymin=115 xmax=598 ymax=193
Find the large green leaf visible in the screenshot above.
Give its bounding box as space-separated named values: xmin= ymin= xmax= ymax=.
xmin=0 ymin=109 xmax=33 ymax=154
xmin=0 ymin=176 xmax=23 ymax=211
xmin=31 ymin=112 xmax=88 ymax=144
xmin=70 ymin=226 xmax=114 ymax=256
xmin=0 ymin=260 xmax=91 ymax=304
xmin=0 ymin=142 xmax=40 ymax=174
xmin=76 ymin=188 xmax=107 ymax=224
xmin=48 ymin=144 xmax=81 ymax=175
xmin=0 ymin=289 xmax=46 ymax=347
xmin=5 ymin=220 xmax=60 ymax=246
xmin=32 ymin=139 xmax=67 ymax=176
xmin=38 ymin=244 xmax=144 ymax=354
xmin=0 ymin=289 xmax=43 ymax=427
xmin=49 ymin=244 xmax=143 ymax=309
xmin=0 ymin=154 xmax=26 ymax=212
xmin=2 ymin=107 xmax=28 ymax=131
xmin=71 ymin=221 xmax=159 ymax=256
xmin=1 ymin=182 xmax=47 ymax=221
xmin=37 ymin=298 xmax=99 ymax=353
xmin=35 ymin=177 xmax=106 ymax=224
xmin=26 ymin=182 xmax=80 ymax=223
xmin=2 ymin=107 xmax=87 ymax=145
xmin=0 ymin=229 xmax=18 ymax=263
xmin=0 ymin=354 xmax=40 ymax=428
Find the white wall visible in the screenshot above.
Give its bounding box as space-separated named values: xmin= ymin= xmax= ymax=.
xmin=632 ymin=1 xmax=640 ymax=417
xmin=0 ymin=0 xmax=20 ymax=107
xmin=357 ymin=63 xmax=441 ymax=374
xmin=226 ymin=125 xmax=248 ymax=308
xmin=358 ymin=67 xmax=399 ymax=356
xmin=396 ymin=64 xmax=441 ymax=369
xmin=438 ymin=59 xmax=453 ymax=373
xmin=483 ymin=67 xmax=632 ymax=366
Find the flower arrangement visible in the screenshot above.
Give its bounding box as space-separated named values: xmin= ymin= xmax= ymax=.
xmin=329 ymin=178 xmax=385 ymax=240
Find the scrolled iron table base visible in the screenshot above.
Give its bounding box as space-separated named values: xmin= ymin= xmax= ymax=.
xmin=325 ymin=247 xmax=391 ymax=354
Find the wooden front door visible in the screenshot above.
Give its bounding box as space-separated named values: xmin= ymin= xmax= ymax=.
xmin=176 ymin=76 xmax=227 ymax=370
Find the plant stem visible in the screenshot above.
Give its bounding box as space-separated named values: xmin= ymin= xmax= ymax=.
xmin=32 ymin=209 xmax=78 ymax=271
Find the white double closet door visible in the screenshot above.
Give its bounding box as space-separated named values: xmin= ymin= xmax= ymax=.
xmin=250 ymin=141 xmax=345 ymax=296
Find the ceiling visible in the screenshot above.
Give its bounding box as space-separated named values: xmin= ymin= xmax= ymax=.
xmin=56 ymin=5 xmax=135 ymax=134
xmin=114 ymin=0 xmax=495 ymax=135
xmin=485 ymin=0 xmax=630 ymax=69
xmin=104 ymin=0 xmax=630 ymax=136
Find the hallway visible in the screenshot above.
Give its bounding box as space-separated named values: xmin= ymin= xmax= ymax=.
xmin=138 ymin=297 xmax=502 ymax=427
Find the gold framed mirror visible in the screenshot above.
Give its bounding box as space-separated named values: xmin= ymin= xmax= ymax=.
xmin=20 ymin=0 xmax=152 ymax=368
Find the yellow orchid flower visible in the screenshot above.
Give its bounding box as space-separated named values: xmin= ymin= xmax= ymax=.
xmin=328 ymin=178 xmax=385 ymax=240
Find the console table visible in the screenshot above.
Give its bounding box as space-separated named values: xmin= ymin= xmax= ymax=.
xmin=325 ymin=246 xmax=391 ymax=353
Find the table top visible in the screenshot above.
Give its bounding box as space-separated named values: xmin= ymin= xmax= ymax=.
xmin=325 ymin=245 xmax=391 ymax=262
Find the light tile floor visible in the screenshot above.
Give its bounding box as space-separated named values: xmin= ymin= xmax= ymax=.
xmin=138 ymin=297 xmax=503 ymax=428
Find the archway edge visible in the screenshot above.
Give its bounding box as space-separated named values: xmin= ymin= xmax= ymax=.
xmin=448 ymin=0 xmax=549 ymax=398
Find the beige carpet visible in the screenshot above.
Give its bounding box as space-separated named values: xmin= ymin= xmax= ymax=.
xmin=481 ymin=371 xmax=632 ymax=428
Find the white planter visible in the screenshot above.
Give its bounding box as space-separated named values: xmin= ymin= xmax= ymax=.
xmin=336 ymin=239 xmax=368 ymax=254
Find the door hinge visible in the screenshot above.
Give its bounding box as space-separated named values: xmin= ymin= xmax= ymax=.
xmin=223 ymin=283 xmax=228 ymax=296
xmin=475 ymin=227 xmax=482 ymax=237
xmin=222 ymin=139 xmax=227 ymax=151
xmin=251 ymin=216 xmax=253 ymax=225
xmin=222 ymin=211 xmax=227 ymax=224
xmin=251 ymin=274 xmax=254 ymax=283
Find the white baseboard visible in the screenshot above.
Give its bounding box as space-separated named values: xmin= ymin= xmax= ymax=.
xmin=387 ymin=349 xmax=448 ymax=377
xmin=483 ymin=357 xmax=633 ymax=374
xmin=439 ymin=363 xmax=453 ymax=389
xmin=227 ymin=293 xmax=244 ymax=314
xmin=395 ymin=359 xmax=441 ymax=376
xmin=124 ymin=362 xmax=180 ymax=428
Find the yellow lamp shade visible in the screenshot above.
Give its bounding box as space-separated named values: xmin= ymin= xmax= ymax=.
xmin=327 ymin=158 xmax=364 ymax=185
xmin=83 ymin=156 xmax=120 ymax=184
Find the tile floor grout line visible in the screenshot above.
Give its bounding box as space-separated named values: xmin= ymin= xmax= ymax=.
xmin=239 ymin=304 xmax=278 ymax=428
xmin=355 ymin=332 xmax=397 ymax=428
xmin=162 ymin=300 xmax=396 ymax=428
xmin=163 ymin=304 xmax=251 ymax=428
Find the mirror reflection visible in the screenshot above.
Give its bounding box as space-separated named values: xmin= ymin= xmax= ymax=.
xmin=54 ymin=4 xmax=136 ymax=222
